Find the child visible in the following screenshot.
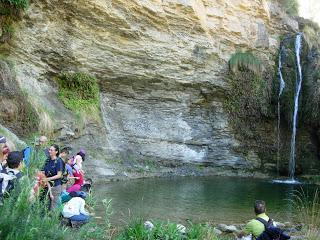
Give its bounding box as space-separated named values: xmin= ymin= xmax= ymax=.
xmin=1 ymin=151 xmax=24 ymax=196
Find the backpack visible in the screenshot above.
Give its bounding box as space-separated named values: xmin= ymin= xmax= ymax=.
xmin=256 ymin=218 xmax=290 ymax=240
xmin=22 ymin=146 xmax=32 ymax=167
xmin=5 ymin=170 xmax=23 ymax=194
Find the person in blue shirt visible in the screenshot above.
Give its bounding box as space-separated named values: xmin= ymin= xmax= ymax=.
xmin=43 ymin=144 xmax=63 ymax=210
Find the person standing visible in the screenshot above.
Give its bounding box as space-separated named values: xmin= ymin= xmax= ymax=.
xmin=66 ymin=155 xmax=84 ymax=193
xmin=43 ymin=144 xmax=63 ymax=210
xmin=0 ymin=136 xmax=7 ymax=171
xmin=39 ymin=136 xmax=50 ymax=158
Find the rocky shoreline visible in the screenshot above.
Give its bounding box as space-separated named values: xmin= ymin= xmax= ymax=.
xmin=86 ymin=159 xmax=320 ymax=186
xmin=200 ymin=221 xmax=304 ymax=239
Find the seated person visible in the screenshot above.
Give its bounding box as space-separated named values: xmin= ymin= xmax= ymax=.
xmin=238 ymin=200 xmax=272 ymax=239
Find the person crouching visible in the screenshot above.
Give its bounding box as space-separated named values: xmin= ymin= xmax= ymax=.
xmin=61 ymin=193 xmax=90 ymax=224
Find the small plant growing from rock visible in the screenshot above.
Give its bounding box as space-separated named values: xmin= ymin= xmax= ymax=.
xmin=57 ymin=72 xmax=101 ymax=122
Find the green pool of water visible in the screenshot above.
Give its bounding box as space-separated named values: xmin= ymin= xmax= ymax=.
xmin=94 ymin=176 xmax=316 ymax=225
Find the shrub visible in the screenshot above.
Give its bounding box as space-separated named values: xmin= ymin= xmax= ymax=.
xmin=57 ymin=72 xmax=100 ymax=119
xmin=228 ymin=52 xmax=263 ymax=75
xmin=116 ymin=220 xmax=232 ymax=240
xmin=225 ymin=52 xmax=272 ymax=126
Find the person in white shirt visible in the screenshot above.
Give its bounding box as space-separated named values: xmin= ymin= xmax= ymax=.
xmin=62 ymin=196 xmax=90 ymax=222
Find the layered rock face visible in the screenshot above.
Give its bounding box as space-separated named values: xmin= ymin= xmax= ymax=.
xmin=3 ymin=0 xmax=299 ymax=172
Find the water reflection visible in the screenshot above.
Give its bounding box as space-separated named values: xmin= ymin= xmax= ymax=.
xmin=94 ymin=176 xmax=316 ymax=225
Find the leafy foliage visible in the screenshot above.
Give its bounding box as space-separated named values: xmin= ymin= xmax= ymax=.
xmin=226 ymin=52 xmax=272 ymax=130
xmin=57 ymin=72 xmax=100 ymax=116
xmin=116 ymin=220 xmax=233 ymax=240
xmin=224 ymin=51 xmax=277 ymax=169
xmin=229 ymin=52 xmax=263 ymax=75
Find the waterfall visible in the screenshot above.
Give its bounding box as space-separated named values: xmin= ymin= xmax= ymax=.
xmin=277 ymin=45 xmax=285 ymax=174
xmin=288 ymin=33 xmax=303 ymax=179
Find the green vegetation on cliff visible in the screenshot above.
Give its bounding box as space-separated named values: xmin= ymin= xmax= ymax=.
xmin=57 ymin=72 xmax=101 ymax=121
xmin=224 ymin=51 xmax=276 ymax=170
xmin=228 ymin=51 xmax=263 ymax=75
xmin=225 ymin=52 xmax=272 ymax=128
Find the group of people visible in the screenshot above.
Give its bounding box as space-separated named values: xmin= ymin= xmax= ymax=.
xmin=0 ymin=134 xmax=292 ymax=236
xmin=0 ymin=135 xmax=92 ymax=225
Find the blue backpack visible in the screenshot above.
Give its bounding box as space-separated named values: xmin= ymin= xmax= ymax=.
xmin=256 ymin=218 xmax=290 ymax=240
xmin=22 ymin=146 xmax=32 ymax=167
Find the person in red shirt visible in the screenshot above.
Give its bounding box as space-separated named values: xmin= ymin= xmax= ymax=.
xmin=66 ymin=155 xmax=84 ymax=193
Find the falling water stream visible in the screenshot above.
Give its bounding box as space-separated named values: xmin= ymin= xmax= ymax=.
xmin=277 ymin=45 xmax=285 ymax=174
xmin=288 ymin=33 xmax=303 ymax=180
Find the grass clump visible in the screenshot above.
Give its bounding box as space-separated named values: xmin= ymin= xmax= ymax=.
xmin=57 ymin=72 xmax=101 ymax=121
xmin=116 ymin=220 xmax=233 ymax=240
xmin=228 ymin=52 xmax=263 ymax=75
xmin=291 ymin=189 xmax=320 ymax=239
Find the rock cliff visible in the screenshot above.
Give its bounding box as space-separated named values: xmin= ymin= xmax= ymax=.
xmin=0 ymin=0 xmax=302 ymax=176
